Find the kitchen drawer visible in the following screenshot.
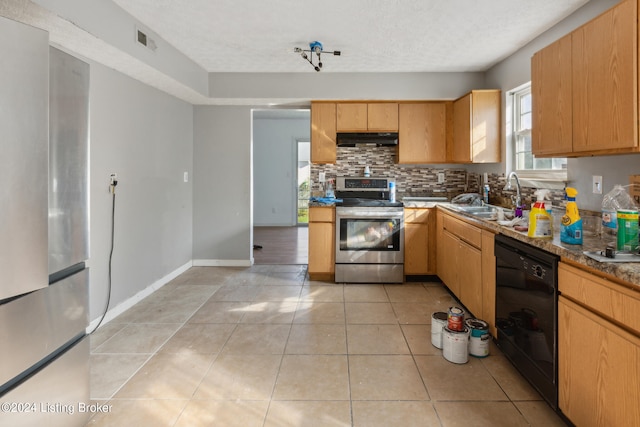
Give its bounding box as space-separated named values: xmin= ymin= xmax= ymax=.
xmin=442 ymin=214 xmax=482 ymax=248
xmin=309 ymin=206 xmax=335 ymax=223
xmin=559 ymin=262 xmax=640 ymax=335
xmin=404 ymin=208 xmax=431 ymax=224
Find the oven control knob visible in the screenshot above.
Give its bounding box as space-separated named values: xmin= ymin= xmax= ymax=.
xmin=533 ymin=265 xmax=544 ymax=279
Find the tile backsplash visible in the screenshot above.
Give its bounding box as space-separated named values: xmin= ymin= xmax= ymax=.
xmin=311 ymin=146 xmax=470 ymax=198
xmin=311 ymin=146 xmax=567 ymax=208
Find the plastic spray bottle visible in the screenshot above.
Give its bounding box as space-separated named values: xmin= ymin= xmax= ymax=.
xmin=561 ymin=187 xmax=583 ymax=245
xmin=528 ymin=189 xmax=553 ymax=239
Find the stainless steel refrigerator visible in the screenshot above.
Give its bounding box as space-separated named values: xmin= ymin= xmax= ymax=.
xmin=0 ymin=17 xmax=90 ymax=427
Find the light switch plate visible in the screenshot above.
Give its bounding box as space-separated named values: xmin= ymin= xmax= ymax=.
xmin=319 ymin=172 xmax=326 ymax=182
xmin=437 ymin=172 xmax=445 ymax=184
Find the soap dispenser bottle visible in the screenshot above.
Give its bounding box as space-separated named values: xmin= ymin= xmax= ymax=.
xmin=528 ymin=189 xmax=553 ymax=239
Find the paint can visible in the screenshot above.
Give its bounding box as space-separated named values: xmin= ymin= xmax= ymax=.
xmin=465 ymin=318 xmax=490 ymax=358
xmin=447 ymin=306 xmax=465 ymax=331
xmin=442 ymin=326 xmax=469 ymax=364
xmin=431 ymin=312 xmax=448 ymax=349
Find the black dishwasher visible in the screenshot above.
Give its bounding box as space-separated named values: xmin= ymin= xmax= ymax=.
xmin=494 ymin=234 xmax=560 ymax=409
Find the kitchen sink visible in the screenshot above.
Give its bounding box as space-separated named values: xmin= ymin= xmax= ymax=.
xmin=470 ymin=211 xmax=499 ymax=219
xmin=452 ymin=206 xmax=494 ymax=213
xmin=450 ymin=204 xmax=514 ymax=220
xmin=403 ymin=196 xmax=448 ymax=202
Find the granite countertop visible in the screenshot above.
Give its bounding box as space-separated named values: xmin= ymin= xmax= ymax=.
xmin=439 ymin=204 xmax=640 ymax=289
xmin=310 ymin=200 xmax=443 ymax=208
xmin=402 ymin=201 xmax=442 ymax=208
xmin=309 ymin=201 xmax=336 ymax=207
xmin=308 ymin=199 xmax=640 ymax=288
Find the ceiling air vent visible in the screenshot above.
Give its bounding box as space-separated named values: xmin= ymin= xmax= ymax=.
xmin=136 ymin=27 xmax=157 ymax=51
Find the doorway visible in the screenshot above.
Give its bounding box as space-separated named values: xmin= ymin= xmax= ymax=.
xmin=297 ymin=140 xmax=310 ymax=225
xmin=251 ymin=109 xmax=310 ymax=265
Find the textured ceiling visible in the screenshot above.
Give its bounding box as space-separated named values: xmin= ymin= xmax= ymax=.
xmin=113 ymin=0 xmax=588 ymax=73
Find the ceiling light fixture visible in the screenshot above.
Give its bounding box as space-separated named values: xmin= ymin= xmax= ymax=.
xmin=294 ymin=41 xmax=341 ymax=72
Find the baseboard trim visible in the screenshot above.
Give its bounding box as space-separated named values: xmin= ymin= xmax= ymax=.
xmin=192 ymin=259 xmax=252 ymax=267
xmin=87 ymin=260 xmax=192 ymax=332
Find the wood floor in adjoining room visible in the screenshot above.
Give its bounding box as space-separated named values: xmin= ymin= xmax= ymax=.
xmin=253 ymin=226 xmax=308 ymax=265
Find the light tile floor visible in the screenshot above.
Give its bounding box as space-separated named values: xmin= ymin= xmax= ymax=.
xmin=87 ymin=265 xmax=567 ymax=427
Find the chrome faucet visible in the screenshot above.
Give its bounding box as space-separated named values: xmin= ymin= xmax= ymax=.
xmin=504 ymin=171 xmax=523 ymax=209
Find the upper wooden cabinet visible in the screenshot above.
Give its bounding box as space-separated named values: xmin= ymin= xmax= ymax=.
xmin=336 ymin=102 xmax=399 ymax=132
xmin=451 ymin=90 xmax=501 ymax=163
xmin=368 ymin=103 xmax=399 ymax=131
xmin=532 ymin=33 xmax=573 ymax=156
xmin=397 ymin=102 xmax=448 ymax=164
xmin=572 ymin=0 xmax=636 ymax=153
xmin=336 ymin=103 xmax=367 ymax=131
xmin=312 ymin=96 xmax=500 ymax=165
xmin=311 ymin=102 xmax=337 ymax=164
xmin=532 ymin=0 xmax=639 ymax=157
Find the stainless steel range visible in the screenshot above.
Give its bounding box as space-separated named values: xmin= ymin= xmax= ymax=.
xmin=334 ymin=177 xmax=404 ymax=283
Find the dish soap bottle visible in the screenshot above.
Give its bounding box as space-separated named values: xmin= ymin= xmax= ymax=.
xmin=561 ymin=187 xmax=583 ymax=245
xmin=528 ymin=189 xmax=553 ymax=239
xmin=483 ymin=184 xmax=490 ymax=204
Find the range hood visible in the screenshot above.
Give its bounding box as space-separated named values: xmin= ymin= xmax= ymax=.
xmin=336 ymin=132 xmax=399 ymax=147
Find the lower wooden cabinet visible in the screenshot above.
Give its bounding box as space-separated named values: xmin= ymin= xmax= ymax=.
xmin=558 ymin=262 xmax=640 ymax=426
xmin=308 ymin=206 xmax=335 ymax=281
xmin=438 ymin=228 xmax=460 ymax=296
xmin=404 ymin=208 xmax=436 ymax=275
xmin=558 ymin=296 xmax=640 ymax=427
xmin=457 ymin=239 xmax=482 ymax=318
xmin=436 ymin=209 xmax=496 ymax=332
xmin=480 ymin=231 xmax=496 ymax=337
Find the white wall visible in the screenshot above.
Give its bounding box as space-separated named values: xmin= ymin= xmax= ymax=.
xmin=193 ymin=106 xmax=253 ymax=265
xmin=481 ymin=0 xmax=640 ymax=211
xmin=193 ymin=74 xmax=486 ymax=265
xmin=209 ymin=72 xmax=486 ymax=101
xmin=32 ymin=0 xmax=209 ymax=96
xmin=253 ymin=115 xmax=311 ymax=226
xmin=89 ymin=61 xmax=193 ymax=320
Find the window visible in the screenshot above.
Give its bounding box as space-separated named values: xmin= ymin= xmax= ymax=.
xmin=512 ymin=84 xmax=566 ymax=180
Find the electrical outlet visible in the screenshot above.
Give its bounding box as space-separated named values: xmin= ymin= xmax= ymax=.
xmin=184 ymin=171 xmax=189 ymax=183
xmin=437 ymin=172 xmax=445 ymax=184
xmin=593 ymin=175 xmax=603 ymax=194
xmin=108 ymin=173 xmax=118 ymax=193
xmin=319 ymin=172 xmax=326 ymax=183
